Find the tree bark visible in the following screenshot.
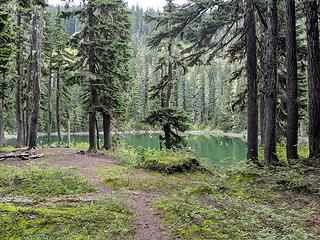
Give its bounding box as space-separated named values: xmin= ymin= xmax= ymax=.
xmin=88 ymin=112 xmax=97 ymax=152
xmin=56 ymin=69 xmax=62 ymax=144
xmin=305 ymin=0 xmax=320 ymax=159
xmin=264 ymin=0 xmax=279 ymax=165
xmin=103 ymin=113 xmax=112 ymax=151
xmin=286 ymin=0 xmax=299 ymax=160
xmin=260 ymin=97 xmax=265 ymax=146
xmin=87 ymin=1 xmax=97 ymax=152
xmin=47 ymin=66 xmax=52 ymax=147
xmin=96 ymin=115 xmax=100 ymax=150
xmin=28 ymin=3 xmax=44 ymax=149
xmin=245 ymin=0 xmax=259 ymax=163
xmin=15 ymin=10 xmax=23 ymax=148
xmin=0 ymin=97 xmax=4 ymax=148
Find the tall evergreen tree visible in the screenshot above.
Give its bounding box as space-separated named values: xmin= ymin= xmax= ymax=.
xmin=28 ymin=0 xmax=44 ymax=149
xmin=285 ymin=0 xmax=299 ymax=160
xmin=0 ymin=0 xmax=14 ymax=147
xmin=245 ymin=0 xmax=259 ymax=163
xmin=69 ymin=0 xmax=130 ymax=151
xmin=305 ymin=0 xmax=320 ymax=159
xmin=147 ymin=0 xmax=189 ymax=149
xmin=264 ymin=0 xmax=279 ymax=165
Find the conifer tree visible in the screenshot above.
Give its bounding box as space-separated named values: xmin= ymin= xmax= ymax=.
xmin=146 ymin=0 xmax=189 ymax=149
xmin=305 ymin=0 xmax=320 ymax=159
xmin=69 ymin=0 xmax=130 ymax=151
xmin=0 ymin=0 xmax=14 ymax=147
xmin=28 ymin=0 xmax=44 ymax=149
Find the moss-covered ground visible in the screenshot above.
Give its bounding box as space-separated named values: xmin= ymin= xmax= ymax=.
xmin=0 ymin=145 xmax=319 ymax=240
xmin=0 ymin=162 xmax=135 ymax=240
xmin=102 ymin=147 xmax=320 ymax=240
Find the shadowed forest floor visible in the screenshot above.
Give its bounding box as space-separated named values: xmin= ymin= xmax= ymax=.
xmin=0 ymin=148 xmax=319 ymax=239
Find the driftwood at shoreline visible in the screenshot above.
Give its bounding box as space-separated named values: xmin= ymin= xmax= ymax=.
xmin=0 ymin=152 xmax=44 ymax=162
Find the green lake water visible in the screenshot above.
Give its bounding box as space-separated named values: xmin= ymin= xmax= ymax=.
xmin=6 ymin=134 xmax=246 ymax=166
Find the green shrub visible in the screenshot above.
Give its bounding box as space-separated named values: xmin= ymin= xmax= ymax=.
xmin=141 ymin=149 xmax=200 ymax=174
xmin=108 ymin=142 xmax=142 ymax=167
xmin=0 ymin=165 xmax=96 ymax=198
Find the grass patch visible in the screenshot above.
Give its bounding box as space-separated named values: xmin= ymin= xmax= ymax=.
xmin=0 ymin=197 xmax=135 ymax=240
xmin=0 ymin=147 xmax=20 ymax=153
xmin=0 ymin=165 xmax=96 ymax=198
xmin=101 ymin=166 xmax=210 ymax=193
xmin=108 ymin=143 xmax=142 ymax=168
xmin=155 ymin=194 xmax=314 ymax=240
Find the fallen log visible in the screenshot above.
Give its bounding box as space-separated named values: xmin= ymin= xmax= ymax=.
xmin=0 ymin=152 xmax=44 ymax=162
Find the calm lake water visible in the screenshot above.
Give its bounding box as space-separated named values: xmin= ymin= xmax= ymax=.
xmin=6 ymin=134 xmax=246 ymax=166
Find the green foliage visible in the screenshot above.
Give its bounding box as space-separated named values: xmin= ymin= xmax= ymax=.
xmin=0 ymin=2 xmax=14 ymax=74
xmin=0 ymin=165 xmax=96 ymax=198
xmin=141 ymin=149 xmax=199 ymax=174
xmin=108 ymin=142 xmax=142 ymax=168
xmin=0 ymin=197 xmax=135 ymax=239
xmin=154 ymin=166 xmax=316 ymax=240
xmin=145 ymin=108 xmax=190 ymax=149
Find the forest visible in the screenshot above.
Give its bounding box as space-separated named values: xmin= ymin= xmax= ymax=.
xmin=0 ymin=0 xmax=319 ymax=239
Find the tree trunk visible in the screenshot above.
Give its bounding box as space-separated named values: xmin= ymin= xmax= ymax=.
xmin=15 ymin=10 xmax=23 ymax=148
xmin=305 ymin=0 xmax=320 ymax=159
xmin=67 ymin=120 xmax=71 ymax=148
xmin=28 ymin=3 xmax=44 ymax=149
xmin=87 ymin=2 xmax=97 ymax=152
xmin=245 ymin=0 xmax=259 ymax=163
xmin=56 ymin=69 xmax=62 ymax=144
xmin=286 ymin=0 xmax=299 ymax=160
xmin=88 ymin=112 xmax=97 ymax=152
xmin=260 ymin=97 xmax=265 ymax=146
xmin=264 ymin=0 xmax=279 ymax=165
xmin=96 ymin=115 xmax=100 ymax=150
xmin=0 ymin=97 xmax=4 ymax=148
xmin=47 ymin=67 xmax=52 ymax=147
xmin=103 ymin=113 xmax=112 ymax=151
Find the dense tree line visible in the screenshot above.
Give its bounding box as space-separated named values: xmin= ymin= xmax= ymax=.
xmin=1 ymin=0 xmax=319 ymax=164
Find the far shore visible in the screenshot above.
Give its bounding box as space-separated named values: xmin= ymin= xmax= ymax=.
xmin=5 ymin=130 xmax=309 ymax=143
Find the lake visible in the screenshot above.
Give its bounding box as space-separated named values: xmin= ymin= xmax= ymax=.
xmin=5 ymin=134 xmax=247 ymax=167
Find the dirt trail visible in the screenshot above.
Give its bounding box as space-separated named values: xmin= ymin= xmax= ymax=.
xmin=3 ymin=148 xmax=170 ymax=240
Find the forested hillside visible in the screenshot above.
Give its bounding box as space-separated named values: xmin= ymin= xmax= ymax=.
xmin=1 ymin=3 xmax=251 ymax=141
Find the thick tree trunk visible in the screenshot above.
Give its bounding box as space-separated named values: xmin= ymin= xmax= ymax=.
xmin=56 ymin=69 xmax=62 ymax=144
xmin=47 ymin=67 xmax=52 ymax=146
xmin=25 ymin=48 xmax=33 ymax=146
xmin=305 ymin=0 xmax=320 ymax=159
xmin=88 ymin=112 xmax=97 ymax=152
xmin=264 ymin=0 xmax=279 ymax=165
xmin=245 ymin=0 xmax=259 ymax=163
xmin=87 ymin=1 xmax=97 ymax=152
xmin=103 ymin=113 xmax=112 ymax=151
xmin=260 ymin=97 xmax=265 ymax=146
xmin=96 ymin=116 xmax=100 ymax=150
xmin=15 ymin=11 xmax=23 ymax=148
xmin=286 ymin=0 xmax=299 ymax=160
xmin=28 ymin=3 xmax=44 ymax=149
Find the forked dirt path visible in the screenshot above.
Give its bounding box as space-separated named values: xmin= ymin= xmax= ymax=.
xmin=4 ymin=148 xmax=170 ymax=240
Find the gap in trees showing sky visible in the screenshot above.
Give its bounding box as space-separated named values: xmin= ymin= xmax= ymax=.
xmin=48 ymin=0 xmax=188 ymax=10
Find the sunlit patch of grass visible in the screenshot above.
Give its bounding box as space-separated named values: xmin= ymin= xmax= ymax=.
xmin=0 ymin=196 xmax=135 ymax=240
xmin=101 ymin=165 xmax=210 ymax=193
xmin=0 ymin=165 xmax=96 ymax=198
